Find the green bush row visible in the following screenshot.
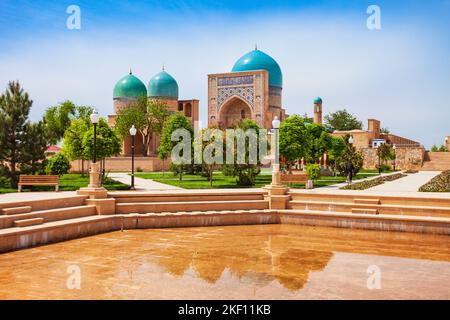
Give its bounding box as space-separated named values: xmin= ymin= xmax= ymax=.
xmin=340 ymin=173 xmax=407 ymax=190
xmin=418 ymin=170 xmax=450 ymax=192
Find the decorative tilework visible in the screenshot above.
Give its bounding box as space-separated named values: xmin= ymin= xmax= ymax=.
xmin=217 ymin=86 xmax=254 ymax=108
xmin=218 ymin=75 xmax=253 ymax=86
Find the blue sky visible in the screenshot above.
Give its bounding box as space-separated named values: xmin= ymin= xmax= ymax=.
xmin=0 ymin=0 xmax=449 ymax=148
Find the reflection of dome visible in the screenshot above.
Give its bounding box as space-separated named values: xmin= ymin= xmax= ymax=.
xmin=232 ymin=49 xmax=283 ymax=88
xmin=314 ymin=97 xmax=322 ymax=104
xmin=113 ymin=71 xmax=147 ymax=99
xmin=148 ymin=70 xmax=179 ymax=99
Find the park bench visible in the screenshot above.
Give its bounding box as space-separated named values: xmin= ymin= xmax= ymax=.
xmin=18 ymin=175 xmax=59 ymax=192
xmin=280 ymin=172 xmax=308 ymax=184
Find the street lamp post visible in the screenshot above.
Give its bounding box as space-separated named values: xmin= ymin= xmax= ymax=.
xmin=129 ymin=125 xmax=137 ymax=190
xmin=271 ymin=116 xmax=281 ymax=185
xmin=393 ymin=144 xmax=397 ymax=171
xmin=347 ymin=136 xmax=354 ymax=184
xmin=90 ymin=110 xmax=100 ymax=163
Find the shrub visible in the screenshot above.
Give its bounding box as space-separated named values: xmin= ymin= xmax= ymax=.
xmin=404 ymin=169 xmax=418 ymax=174
xmin=306 ymin=164 xmax=321 ymax=181
xmin=341 ymin=173 xmax=406 ymax=190
xmin=419 ymin=171 xmax=450 ymax=192
xmin=45 ymin=153 xmax=71 ymax=176
xmin=376 ymin=164 xmax=391 ymax=172
xmin=136 ymin=167 xmax=143 ymax=172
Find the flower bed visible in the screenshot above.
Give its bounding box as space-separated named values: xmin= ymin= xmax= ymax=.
xmin=418 ymin=170 xmax=450 ymax=192
xmin=340 ymin=173 xmax=407 ymax=190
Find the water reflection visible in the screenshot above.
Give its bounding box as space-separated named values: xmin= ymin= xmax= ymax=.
xmin=0 ymin=224 xmax=449 ymax=299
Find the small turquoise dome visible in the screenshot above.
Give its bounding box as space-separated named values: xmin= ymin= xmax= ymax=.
xmin=148 ymin=70 xmax=179 ymax=99
xmin=314 ymin=97 xmax=322 ymax=104
xmin=113 ymin=72 xmax=147 ymax=99
xmin=232 ymin=49 xmax=283 ymax=88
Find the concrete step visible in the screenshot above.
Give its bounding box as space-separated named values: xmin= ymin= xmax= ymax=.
xmin=114 ymin=194 xmax=264 ymax=203
xmin=352 ymin=208 xmax=379 ymax=215
xmin=14 ymin=217 xmax=44 ymax=227
xmin=0 ymin=195 xmax=88 ymax=212
xmin=289 ymin=200 xmax=450 ymax=218
xmin=0 ymin=205 xmax=97 ymax=229
xmin=354 ymin=198 xmax=380 ymax=205
xmin=0 ymin=206 xmax=32 ymax=215
xmin=116 ymin=200 xmax=270 ymax=214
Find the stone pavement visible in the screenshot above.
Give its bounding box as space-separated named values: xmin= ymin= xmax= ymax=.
xmin=108 ymin=172 xmax=182 ymax=191
xmin=369 ymin=171 xmax=441 ymax=192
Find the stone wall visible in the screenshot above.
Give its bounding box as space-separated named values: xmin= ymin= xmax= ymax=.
xmin=70 ymin=156 xmax=171 ymax=173
xmin=359 ymin=147 xmax=424 ymax=170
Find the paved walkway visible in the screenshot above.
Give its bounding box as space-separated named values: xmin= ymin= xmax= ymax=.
xmin=369 ymin=171 xmax=441 ymax=192
xmin=108 ymin=172 xmax=182 ymax=191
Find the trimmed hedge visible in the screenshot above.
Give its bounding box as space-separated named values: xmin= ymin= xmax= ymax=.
xmin=340 ymin=173 xmax=407 ymax=190
xmin=418 ymin=170 xmax=450 ymax=192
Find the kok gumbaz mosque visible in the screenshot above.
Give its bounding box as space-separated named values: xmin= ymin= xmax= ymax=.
xmin=71 ymin=47 xmax=434 ymax=172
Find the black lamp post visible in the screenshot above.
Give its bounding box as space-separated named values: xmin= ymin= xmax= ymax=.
xmin=378 ymin=147 xmax=382 ymax=175
xmin=347 ymin=136 xmax=354 ymax=184
xmin=129 ymin=125 xmax=137 ymax=190
xmin=393 ymin=144 xmax=397 ymax=171
xmin=90 ymin=110 xmax=100 ymax=163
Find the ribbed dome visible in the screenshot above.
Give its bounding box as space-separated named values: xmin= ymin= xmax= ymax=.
xmin=148 ymin=70 xmax=179 ymax=99
xmin=314 ymin=97 xmax=322 ymax=104
xmin=113 ymin=72 xmax=147 ymax=99
xmin=232 ymin=49 xmax=282 ymax=88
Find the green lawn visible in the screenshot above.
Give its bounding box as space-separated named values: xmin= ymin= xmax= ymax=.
xmin=0 ymin=174 xmax=130 ymax=194
xmin=135 ymin=171 xmax=376 ymax=189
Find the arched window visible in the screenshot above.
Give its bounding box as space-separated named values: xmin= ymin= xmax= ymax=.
xmin=178 ymin=103 xmax=183 ymax=111
xmin=240 ymin=109 xmax=246 ymax=119
xmin=185 ymin=103 xmax=192 ymax=117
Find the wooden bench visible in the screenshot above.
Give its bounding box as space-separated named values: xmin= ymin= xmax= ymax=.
xmin=18 ymin=175 xmax=59 ymax=192
xmin=280 ymin=172 xmax=308 ymax=183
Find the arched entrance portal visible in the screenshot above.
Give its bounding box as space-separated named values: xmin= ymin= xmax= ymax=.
xmin=218 ymin=97 xmax=252 ymax=129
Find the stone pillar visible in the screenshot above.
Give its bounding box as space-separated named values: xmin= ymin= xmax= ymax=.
xmin=77 ymin=162 xmax=108 ymax=199
xmin=445 ymin=136 xmax=450 ymax=151
xmin=264 ymin=164 xmax=290 ymax=210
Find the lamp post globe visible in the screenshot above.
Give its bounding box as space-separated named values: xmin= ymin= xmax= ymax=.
xmin=90 ymin=110 xmax=100 ymax=163
xmin=130 ymin=125 xmax=137 ymax=190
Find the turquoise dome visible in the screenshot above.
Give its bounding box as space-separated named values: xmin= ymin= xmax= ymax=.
xmin=232 ymin=49 xmax=282 ymax=88
xmin=314 ymin=97 xmax=322 ymax=104
xmin=148 ymin=70 xmax=179 ymax=99
xmin=113 ymin=72 xmax=147 ymax=99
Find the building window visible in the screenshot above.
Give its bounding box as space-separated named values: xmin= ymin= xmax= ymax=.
xmin=241 ymin=109 xmax=246 ymax=119
xmin=185 ymin=103 xmax=192 ymax=117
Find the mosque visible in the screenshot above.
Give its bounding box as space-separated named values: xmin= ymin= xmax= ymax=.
xmin=71 ymin=47 xmax=430 ymax=172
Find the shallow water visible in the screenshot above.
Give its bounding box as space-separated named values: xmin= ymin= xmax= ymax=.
xmin=0 ymin=224 xmax=449 ymax=299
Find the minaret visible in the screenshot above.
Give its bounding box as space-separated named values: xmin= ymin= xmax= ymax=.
xmin=313 ymin=97 xmax=323 ymax=124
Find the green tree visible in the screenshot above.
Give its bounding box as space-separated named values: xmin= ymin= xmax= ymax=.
xmin=222 ymin=119 xmax=263 ymax=187
xmin=305 ymin=123 xmax=333 ymax=163
xmin=158 ymin=112 xmax=193 ymax=181
xmin=324 ymin=109 xmax=363 ymax=131
xmin=306 ymin=164 xmax=321 ymax=182
xmin=377 ymin=143 xmax=394 ymax=165
xmin=44 ymin=101 xmax=93 ymax=145
xmin=19 ymin=121 xmax=49 ymax=175
xmin=438 ymin=144 xmax=449 ymax=152
xmin=279 ymin=115 xmax=311 ymax=170
xmin=0 ymin=81 xmax=49 ymax=186
xmin=62 ymin=118 xmax=90 ymax=176
xmin=380 ymin=127 xmax=390 ymax=134
xmin=328 ymin=136 xmax=346 ymax=175
xmin=82 ymin=118 xmax=121 ymax=179
xmin=115 ymin=98 xmax=172 ymax=156
xmin=46 ymin=153 xmax=71 ymax=176
xmin=335 ymin=134 xmax=364 ymax=177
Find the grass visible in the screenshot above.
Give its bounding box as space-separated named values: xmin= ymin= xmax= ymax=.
xmin=0 ymin=174 xmax=130 ymax=194
xmin=135 ymin=171 xmax=376 ymax=189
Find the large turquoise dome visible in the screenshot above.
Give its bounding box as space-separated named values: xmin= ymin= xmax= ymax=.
xmin=113 ymin=72 xmax=147 ymax=99
xmin=232 ymin=49 xmax=283 ymax=88
xmin=148 ymin=70 xmax=179 ymax=99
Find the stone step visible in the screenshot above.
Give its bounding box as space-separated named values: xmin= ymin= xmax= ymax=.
xmin=0 ymin=205 xmax=97 ymax=229
xmin=116 ymin=200 xmax=270 ymax=214
xmin=289 ymin=200 xmax=450 ymax=218
xmin=354 ymin=198 xmax=380 ymax=205
xmin=14 ymin=217 xmax=44 ymax=227
xmin=0 ymin=206 xmax=32 ymax=215
xmin=351 ymin=208 xmax=379 ymax=215
xmin=114 ymin=194 xmax=264 ymax=203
